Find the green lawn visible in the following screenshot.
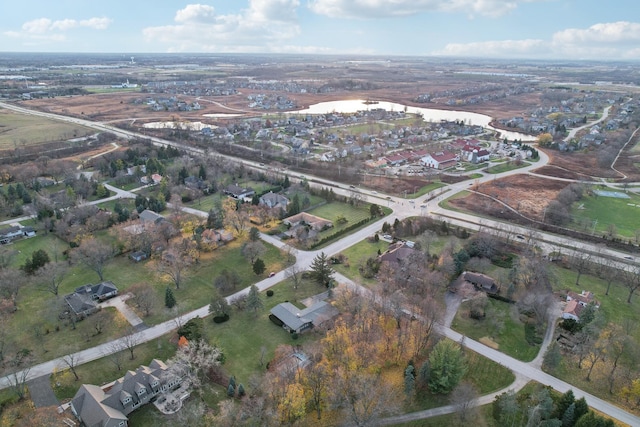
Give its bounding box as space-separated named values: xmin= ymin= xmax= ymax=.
xmin=1 ymin=228 xmax=290 ymax=366
xmin=451 ymin=298 xmax=540 ymax=362
xmin=570 ymin=191 xmax=640 ymax=239
xmin=550 ymin=264 xmax=640 ymax=342
xmin=484 ymin=161 xmax=530 ymax=174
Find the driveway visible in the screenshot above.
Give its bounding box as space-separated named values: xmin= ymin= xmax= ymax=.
xmin=27 ymin=375 xmax=59 ymax=408
xmin=99 ymin=293 xmax=144 ymax=328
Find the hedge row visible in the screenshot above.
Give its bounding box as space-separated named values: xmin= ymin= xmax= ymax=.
xmin=310 ymin=217 xmax=371 ymax=249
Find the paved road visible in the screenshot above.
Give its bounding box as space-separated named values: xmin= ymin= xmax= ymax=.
xmin=1 ymin=102 xmax=638 ymax=424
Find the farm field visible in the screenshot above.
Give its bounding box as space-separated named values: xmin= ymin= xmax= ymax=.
xmin=0 ymin=109 xmax=94 ymax=149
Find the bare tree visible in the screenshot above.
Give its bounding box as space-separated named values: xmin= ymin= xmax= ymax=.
xmin=37 ymin=262 xmax=68 ymax=296
xmin=450 ymin=381 xmax=480 ymax=425
xmin=104 ymin=341 xmax=126 ymax=372
xmin=286 ymin=263 xmax=303 ymax=290
xmin=621 ymin=265 xmax=640 ymax=303
xmin=570 ymin=249 xmax=592 ymax=286
xmin=128 ymin=283 xmax=157 ymax=317
xmin=120 ymin=327 xmax=140 ymax=360
xmin=61 ymin=352 xmax=82 ymax=381
xmin=241 ymin=240 xmax=266 ymax=265
xmin=71 ymin=237 xmax=114 ymax=281
xmin=4 ymin=349 xmax=33 ymax=400
xmin=158 ymin=238 xmax=194 ymax=290
xmin=0 ymin=267 xmax=27 ymax=310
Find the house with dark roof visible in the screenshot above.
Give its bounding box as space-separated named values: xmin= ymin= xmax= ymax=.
xmin=138 ymin=209 xmax=164 ymax=224
xmin=71 ymin=359 xmax=182 ymax=427
xmin=464 ymin=272 xmax=499 ymax=294
xmin=224 ymin=184 xmax=255 ymax=199
xmin=64 ymin=281 xmax=118 ymax=318
xmin=0 ymin=225 xmax=22 ymax=244
xmin=378 ymin=242 xmax=421 ymax=266
xmin=270 ymin=301 xmax=338 ymax=334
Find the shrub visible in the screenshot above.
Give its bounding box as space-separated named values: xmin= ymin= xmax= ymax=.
xmin=266 ymin=290 xmax=274 ymax=297
xmin=269 ymin=314 xmax=284 ymax=327
xmin=291 ymin=332 xmax=299 ymax=340
xmin=213 ymin=314 xmax=230 ymax=324
xmin=524 ymin=323 xmax=543 ymax=345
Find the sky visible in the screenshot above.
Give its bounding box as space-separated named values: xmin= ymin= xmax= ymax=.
xmin=1 ymin=0 xmax=639 ymax=61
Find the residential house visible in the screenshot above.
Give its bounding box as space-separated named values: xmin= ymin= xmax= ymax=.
xmin=420 ymin=151 xmax=458 ymax=169
xmin=64 ymin=281 xmax=119 ymax=318
xmin=184 ymin=176 xmax=206 ymax=191
xmin=22 ymin=226 xmax=36 ymax=238
xmin=224 ymin=184 xmax=255 ymax=200
xmin=259 ymin=191 xmax=289 ymax=209
xmin=283 ymin=212 xmax=333 ymax=231
xmin=70 ymin=359 xmax=183 ymax=427
xmin=129 ymin=251 xmax=148 ymax=263
xmin=378 ymin=242 xmax=421 ymax=266
xmin=270 ymin=301 xmax=338 ymax=334
xmin=383 ymin=153 xmax=408 ymax=166
xmin=0 ymin=225 xmax=22 ymax=244
xmin=138 ymin=209 xmax=165 ymax=225
xmin=563 ymin=290 xmax=600 ymax=322
xmin=464 ymin=272 xmax=499 ymax=294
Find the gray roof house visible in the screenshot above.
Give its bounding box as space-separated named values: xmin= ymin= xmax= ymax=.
xmin=270 ymin=301 xmax=338 ymax=334
xmin=138 ymin=209 xmax=164 ymax=224
xmin=71 ymin=359 xmax=182 ymax=427
xmin=64 ymin=281 xmax=118 ymax=317
xmin=224 ymin=184 xmax=255 ymax=199
xmin=259 ymin=191 xmax=289 ymax=209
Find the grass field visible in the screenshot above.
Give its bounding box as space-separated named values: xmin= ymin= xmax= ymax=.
xmin=484 ymin=160 xmax=530 ymax=174
xmin=0 ymin=109 xmax=94 ymax=149
xmin=1 ymin=227 xmax=290 ymax=366
xmin=451 ymin=298 xmax=540 ymax=362
xmin=570 ymin=191 xmax=640 ymax=239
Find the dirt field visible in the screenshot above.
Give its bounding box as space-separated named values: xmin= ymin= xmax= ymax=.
xmin=450 ymin=174 xmax=570 ymax=222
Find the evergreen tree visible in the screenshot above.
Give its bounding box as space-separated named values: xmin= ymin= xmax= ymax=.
xmin=555 ymin=389 xmax=575 ymax=419
xmin=252 ymin=258 xmax=266 ymax=275
xmin=287 ymin=193 xmax=301 ymax=216
xmin=198 ymin=164 xmax=207 ymax=180
xmin=573 ymin=398 xmax=589 ymax=423
xmin=249 ymin=226 xmax=260 ymax=242
xmin=165 ymin=287 xmax=176 ymax=308
xmin=283 ymin=175 xmax=290 ymax=188
xmin=246 ymin=285 xmax=264 ymax=314
xmin=428 ymin=340 xmax=467 ymax=394
xmin=238 ymin=383 xmax=246 ymax=397
xmin=562 ymin=403 xmax=575 ymax=427
xmin=404 ymin=364 xmax=416 ymax=396
xmin=309 ymin=252 xmax=335 ymax=287
xmin=227 ymin=383 xmax=235 ymax=397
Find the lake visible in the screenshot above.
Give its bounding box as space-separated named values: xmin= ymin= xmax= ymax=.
xmin=291 ymin=99 xmax=535 ymax=141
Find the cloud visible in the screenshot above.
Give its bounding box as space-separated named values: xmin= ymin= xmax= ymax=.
xmin=434 ymin=21 xmax=640 ymax=60
xmin=308 ymin=0 xmax=542 ymax=19
xmin=143 ymin=1 xmax=302 ymax=53
xmin=5 ymin=16 xmax=112 ymax=42
xmin=434 ymin=39 xmax=548 ymax=58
